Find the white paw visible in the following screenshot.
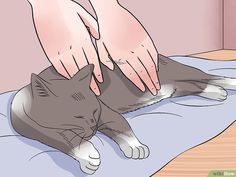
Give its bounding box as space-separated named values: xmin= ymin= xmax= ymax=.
xmin=69 ymin=142 xmax=101 ymax=175
xmin=199 ymin=84 xmax=227 ymax=101
xmin=119 ymin=139 xmax=150 ymax=159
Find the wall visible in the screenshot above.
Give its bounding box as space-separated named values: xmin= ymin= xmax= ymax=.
xmin=224 ymin=0 xmax=236 ymax=49
xmin=0 ymin=0 xmax=50 ymax=94
xmin=81 ymin=0 xmax=223 ymax=56
xmin=118 ymin=0 xmax=223 ymax=56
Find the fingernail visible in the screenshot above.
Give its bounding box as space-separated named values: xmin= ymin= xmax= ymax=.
xmin=108 ymin=63 xmax=115 ymax=70
xmin=141 ymin=85 xmax=146 ymax=92
xmin=151 ymin=87 xmax=157 ymax=95
xmin=155 ymin=82 xmax=160 ymax=90
xmin=97 ymin=74 xmax=103 ymax=83
xmin=94 ymin=88 xmax=101 ymax=96
xmin=91 ymin=86 xmax=101 ymax=96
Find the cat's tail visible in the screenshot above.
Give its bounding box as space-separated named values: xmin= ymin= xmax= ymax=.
xmin=209 ymin=76 xmax=236 ymax=90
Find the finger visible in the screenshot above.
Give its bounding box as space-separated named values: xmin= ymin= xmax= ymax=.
xmin=129 ymin=58 xmax=157 ymax=95
xmin=83 ymin=43 xmax=103 ymax=83
xmin=50 ymin=57 xmax=73 ymax=79
xmin=74 ymin=48 xmax=101 ymax=95
xmin=73 ymin=2 xmax=100 ymax=39
xmin=74 ymin=48 xmax=89 ymax=69
xmin=60 ymin=55 xmax=80 ymax=78
xmin=147 ymin=47 xmax=159 ymax=69
xmin=90 ymin=76 xmax=101 ymax=96
xmin=119 ymin=62 xmax=145 ymax=92
xmin=147 ymin=47 xmax=161 ymax=90
xmin=141 ymin=50 xmax=160 ymax=90
xmin=96 ymin=40 xmax=114 ymax=70
xmin=155 ymin=74 xmax=161 ymax=90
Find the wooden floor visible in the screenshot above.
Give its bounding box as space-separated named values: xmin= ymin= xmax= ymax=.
xmin=152 ymin=50 xmax=236 ymax=177
xmin=191 ymin=49 xmax=236 ymax=60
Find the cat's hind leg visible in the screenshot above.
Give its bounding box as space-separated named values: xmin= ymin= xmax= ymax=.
xmin=208 ymin=76 xmax=236 ymax=90
xmin=198 ymin=76 xmax=236 ymax=101
xmin=198 ymin=84 xmax=227 ymax=101
xmin=173 ymin=81 xmax=227 ymax=101
xmin=98 ymin=100 xmax=150 ymax=159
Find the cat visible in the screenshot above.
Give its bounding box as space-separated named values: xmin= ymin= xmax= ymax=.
xmin=11 ymin=54 xmax=236 ymax=175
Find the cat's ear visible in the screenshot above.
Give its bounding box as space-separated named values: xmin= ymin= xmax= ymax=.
xmin=71 ymin=64 xmax=94 ymax=86
xmin=31 ymin=73 xmax=56 ymax=98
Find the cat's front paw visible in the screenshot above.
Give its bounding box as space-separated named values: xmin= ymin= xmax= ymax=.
xmin=119 ymin=139 xmax=150 ymax=159
xmin=69 ymin=141 xmax=101 ymax=175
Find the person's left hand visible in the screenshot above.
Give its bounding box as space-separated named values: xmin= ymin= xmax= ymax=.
xmin=90 ymin=0 xmax=160 ymax=95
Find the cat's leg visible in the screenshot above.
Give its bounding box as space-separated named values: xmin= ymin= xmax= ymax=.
xmin=173 ymin=81 xmax=227 ymax=101
xmin=208 ymin=76 xmax=236 ymax=90
xmin=11 ymin=114 xmax=100 ymax=175
xmin=38 ymin=129 xmax=101 ymax=175
xmin=198 ymin=84 xmax=227 ymax=101
xmin=58 ymin=129 xmax=101 ymax=175
xmin=97 ymin=100 xmax=150 ymax=159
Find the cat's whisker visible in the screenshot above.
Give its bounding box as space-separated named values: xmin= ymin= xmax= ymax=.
xmin=57 ymin=131 xmax=74 ymax=148
xmin=78 ymin=134 xmax=87 ymax=148
xmin=29 ymin=150 xmax=59 ymax=161
xmin=70 ymin=130 xmax=85 ymax=143
xmin=70 ymin=128 xmax=85 ymax=135
xmin=59 ymin=128 xmax=84 ymax=136
xmin=98 ymin=127 xmax=123 ymax=134
xmin=97 ymin=121 xmax=115 ymax=129
xmin=61 ymin=124 xmax=85 ymax=130
xmin=0 ymin=135 xmax=22 ymax=138
xmin=60 ymin=129 xmax=70 ymax=135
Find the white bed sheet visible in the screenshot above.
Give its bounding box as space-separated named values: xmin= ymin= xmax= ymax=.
xmin=1 ymin=56 xmax=236 ymax=177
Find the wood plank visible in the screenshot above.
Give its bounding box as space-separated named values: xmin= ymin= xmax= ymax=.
xmin=152 ymin=121 xmax=236 ymax=177
xmin=191 ymin=49 xmax=236 ymax=60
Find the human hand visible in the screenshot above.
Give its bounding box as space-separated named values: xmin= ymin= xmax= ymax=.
xmin=29 ymin=0 xmax=102 ymax=95
xmin=90 ymin=0 xmax=160 ymax=95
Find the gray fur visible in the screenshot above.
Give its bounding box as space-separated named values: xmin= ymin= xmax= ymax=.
xmin=10 ymin=54 xmax=236 ymax=174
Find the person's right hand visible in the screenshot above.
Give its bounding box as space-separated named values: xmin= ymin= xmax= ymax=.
xmin=89 ymin=0 xmax=160 ymax=95
xmin=29 ymin=0 xmax=102 ymax=95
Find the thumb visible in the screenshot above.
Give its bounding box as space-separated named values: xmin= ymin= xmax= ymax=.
xmin=73 ymin=2 xmax=100 ymax=39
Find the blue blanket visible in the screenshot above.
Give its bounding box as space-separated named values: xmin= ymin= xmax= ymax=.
xmin=1 ymin=56 xmax=236 ymax=177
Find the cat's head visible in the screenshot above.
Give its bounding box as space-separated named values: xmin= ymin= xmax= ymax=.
xmin=30 ymin=64 xmax=101 ymax=139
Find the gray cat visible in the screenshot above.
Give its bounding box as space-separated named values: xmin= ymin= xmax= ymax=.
xmin=11 ymin=54 xmax=236 ymax=174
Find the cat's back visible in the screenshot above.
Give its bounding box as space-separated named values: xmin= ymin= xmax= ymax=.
xmin=97 ymin=55 xmax=178 ymax=113
xmin=98 ymin=54 xmax=212 ymax=113
xmin=34 ymin=55 xmax=209 ymax=114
